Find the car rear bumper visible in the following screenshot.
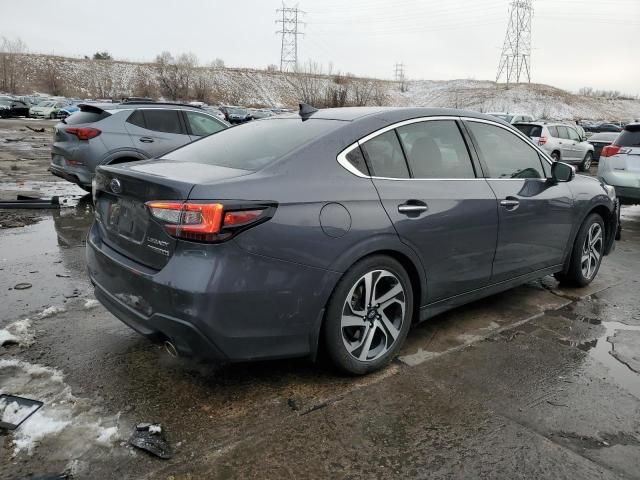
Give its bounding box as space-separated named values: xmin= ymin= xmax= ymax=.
xmin=86 ymin=221 xmax=339 ymax=362
xmin=598 ymin=172 xmax=640 ymax=204
xmin=49 ymin=163 xmax=92 ymax=188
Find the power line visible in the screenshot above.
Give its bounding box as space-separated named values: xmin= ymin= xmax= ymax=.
xmin=496 ymin=0 xmax=533 ymax=84
xmin=276 ymin=4 xmax=305 ymax=72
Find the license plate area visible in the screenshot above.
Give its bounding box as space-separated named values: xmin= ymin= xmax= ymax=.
xmin=105 ymin=197 xmax=148 ymax=243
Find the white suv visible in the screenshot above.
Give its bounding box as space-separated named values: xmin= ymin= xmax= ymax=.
xmin=598 ymin=123 xmax=640 ymax=204
xmin=515 ymin=122 xmax=595 ymax=172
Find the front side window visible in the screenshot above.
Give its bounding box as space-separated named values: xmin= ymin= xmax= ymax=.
xmin=396 ymin=120 xmax=475 ymax=178
xmin=185 ymin=111 xmax=226 ymax=136
xmin=467 ymin=121 xmax=544 ymax=179
xmin=360 ymin=130 xmax=409 ymax=178
xmin=143 ymin=109 xmax=183 ymax=134
xmin=567 ymin=127 xmax=581 ymax=142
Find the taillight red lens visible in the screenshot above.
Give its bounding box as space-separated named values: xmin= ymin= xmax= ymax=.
xmin=538 ymin=136 xmax=547 ymax=145
xmin=223 ymin=210 xmax=262 ymax=226
xmin=601 ymin=145 xmax=620 ymax=157
xmin=65 ymin=127 xmax=101 ymax=140
xmin=146 ymin=202 xmax=269 ymax=242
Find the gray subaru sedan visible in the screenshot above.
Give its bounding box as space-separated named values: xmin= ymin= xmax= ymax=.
xmin=87 ymin=106 xmax=619 ymax=375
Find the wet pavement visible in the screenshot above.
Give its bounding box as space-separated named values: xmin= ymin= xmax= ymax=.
xmin=1 ymin=118 xmax=639 ymax=479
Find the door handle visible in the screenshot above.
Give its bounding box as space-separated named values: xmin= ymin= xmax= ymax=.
xmin=398 ymin=201 xmax=428 ymax=215
xmin=139 ymin=137 xmax=154 ymax=143
xmin=500 ymin=198 xmax=520 ymax=210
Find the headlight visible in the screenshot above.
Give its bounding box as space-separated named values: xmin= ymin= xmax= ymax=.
xmin=603 ymin=183 xmax=616 ymax=200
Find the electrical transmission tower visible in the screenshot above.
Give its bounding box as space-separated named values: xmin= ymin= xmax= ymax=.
xmin=496 ymin=0 xmax=533 ymax=84
xmin=276 ymin=4 xmax=304 ymax=72
xmin=394 ymin=63 xmax=405 ymax=82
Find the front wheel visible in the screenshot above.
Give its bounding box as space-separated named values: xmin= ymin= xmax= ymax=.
xmin=554 ymin=213 xmax=605 ymax=287
xmin=323 ymin=255 xmax=413 ymax=375
xmin=579 ymin=152 xmax=593 ymax=172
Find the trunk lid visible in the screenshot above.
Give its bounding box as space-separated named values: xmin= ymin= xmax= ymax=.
xmin=94 ymin=160 xmax=252 ymax=270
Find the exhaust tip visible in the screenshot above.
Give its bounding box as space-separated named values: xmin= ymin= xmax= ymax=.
xmin=163 ymin=340 xmax=179 ymax=358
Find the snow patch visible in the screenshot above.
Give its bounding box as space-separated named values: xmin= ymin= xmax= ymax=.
xmin=37 ymin=305 xmax=66 ymax=319
xmin=0 ymin=319 xmax=34 ymax=347
xmin=0 ymin=359 xmax=120 ymax=456
xmin=83 ymin=299 xmax=100 ymax=309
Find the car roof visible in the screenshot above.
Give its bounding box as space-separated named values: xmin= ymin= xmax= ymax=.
xmin=274 ymin=106 xmax=512 ymax=124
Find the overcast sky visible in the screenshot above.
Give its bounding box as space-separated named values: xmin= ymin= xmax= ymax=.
xmin=4 ymin=0 xmax=639 ymax=95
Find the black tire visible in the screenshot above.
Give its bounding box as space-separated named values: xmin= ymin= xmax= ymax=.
xmin=323 ymin=255 xmax=413 ymax=375
xmin=551 ymin=151 xmax=560 ymax=162
xmin=579 ymin=152 xmax=593 ymax=172
xmin=554 ymin=213 xmax=605 ymax=287
xmin=80 ymin=185 xmax=93 ymax=193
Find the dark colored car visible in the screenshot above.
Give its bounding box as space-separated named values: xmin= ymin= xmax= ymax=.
xmin=220 ymin=106 xmax=252 ymax=124
xmin=87 ymin=107 xmax=619 ymax=375
xmin=587 ymin=132 xmax=619 ymax=161
xmin=0 ymin=99 xmax=30 ymax=118
xmin=585 ymin=123 xmax=623 ymax=133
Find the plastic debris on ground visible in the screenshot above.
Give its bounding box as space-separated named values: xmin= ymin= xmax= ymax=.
xmin=128 ymin=423 xmax=173 ymax=459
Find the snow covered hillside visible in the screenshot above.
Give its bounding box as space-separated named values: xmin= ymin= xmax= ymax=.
xmin=13 ymin=54 xmax=640 ymax=121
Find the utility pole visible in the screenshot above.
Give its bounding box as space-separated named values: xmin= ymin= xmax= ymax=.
xmin=276 ymin=4 xmax=305 ymax=72
xmin=496 ymin=0 xmax=533 ymax=85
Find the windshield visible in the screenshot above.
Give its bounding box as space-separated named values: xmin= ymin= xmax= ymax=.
xmin=228 ymin=108 xmax=246 ymax=115
xmin=0 ymin=100 xmax=11 ymax=106
xmin=164 ymin=118 xmax=342 ymax=171
xmin=514 ymin=124 xmax=542 ymax=137
xmin=617 ymin=126 xmax=640 ymax=147
xmin=37 ymin=101 xmax=54 ymax=107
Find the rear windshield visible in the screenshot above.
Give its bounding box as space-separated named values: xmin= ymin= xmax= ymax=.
xmin=65 ymin=110 xmax=111 ymax=125
xmin=164 ymin=118 xmax=342 ymax=171
xmin=617 ymin=125 xmax=640 ymax=147
xmin=514 ymin=124 xmax=542 ymax=137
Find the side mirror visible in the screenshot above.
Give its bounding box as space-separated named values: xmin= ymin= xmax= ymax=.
xmin=551 ymin=161 xmax=575 ymax=183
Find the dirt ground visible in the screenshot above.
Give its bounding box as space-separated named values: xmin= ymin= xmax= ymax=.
xmin=0 ymin=117 xmax=639 ymax=480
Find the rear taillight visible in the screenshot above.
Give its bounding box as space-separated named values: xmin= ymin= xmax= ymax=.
xmin=601 ymin=144 xmax=632 ymax=157
xmin=65 ymin=127 xmax=101 ymax=140
xmin=601 ymin=145 xmax=620 ymax=157
xmin=146 ymin=201 xmax=274 ymax=242
xmin=538 ymin=136 xmax=547 ymax=145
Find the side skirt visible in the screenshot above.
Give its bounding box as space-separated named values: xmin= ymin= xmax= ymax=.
xmin=418 ymin=264 xmax=563 ymax=322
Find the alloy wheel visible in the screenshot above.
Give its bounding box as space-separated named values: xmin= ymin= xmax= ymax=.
xmin=581 ymin=223 xmax=603 ymax=280
xmin=341 ymin=269 xmax=406 ymax=362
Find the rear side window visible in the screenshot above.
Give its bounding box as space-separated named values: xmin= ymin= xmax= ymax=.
xmin=617 ymin=125 xmax=640 ymax=147
xmin=514 ymin=124 xmax=542 ymax=138
xmin=556 ymin=126 xmax=570 ymax=140
xmin=126 ymin=109 xmax=146 ymax=128
xmin=344 ymin=146 xmax=369 ymax=175
xmin=65 ymin=110 xmax=110 ymax=125
xmin=467 ymin=121 xmax=544 ymax=179
xmin=164 ymin=118 xmax=341 ymax=171
xmin=143 ymin=109 xmax=183 ymax=134
xmin=547 ymin=126 xmax=559 ymax=137
xmin=184 ymin=111 xmax=226 ymax=137
xmin=360 ymin=130 xmax=409 ymax=179
xmin=396 ymin=120 xmax=475 ymax=178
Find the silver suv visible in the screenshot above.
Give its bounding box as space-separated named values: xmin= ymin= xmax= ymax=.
xmin=515 ymin=122 xmax=595 ymax=171
xmin=50 ymin=102 xmax=229 ymax=191
xmin=598 ymin=123 xmax=640 ymax=204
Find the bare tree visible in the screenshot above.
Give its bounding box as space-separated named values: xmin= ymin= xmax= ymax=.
xmin=41 ymin=58 xmax=63 ymax=96
xmin=154 ymin=51 xmax=198 ymax=100
xmin=132 ymin=66 xmax=156 ymax=98
xmin=211 ymin=58 xmax=225 ymax=69
xmin=287 ymin=60 xmax=326 ymax=107
xmin=0 ymin=36 xmax=27 ymax=93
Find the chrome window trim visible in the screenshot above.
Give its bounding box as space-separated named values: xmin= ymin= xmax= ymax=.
xmin=337 ymin=116 xmax=478 ymax=181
